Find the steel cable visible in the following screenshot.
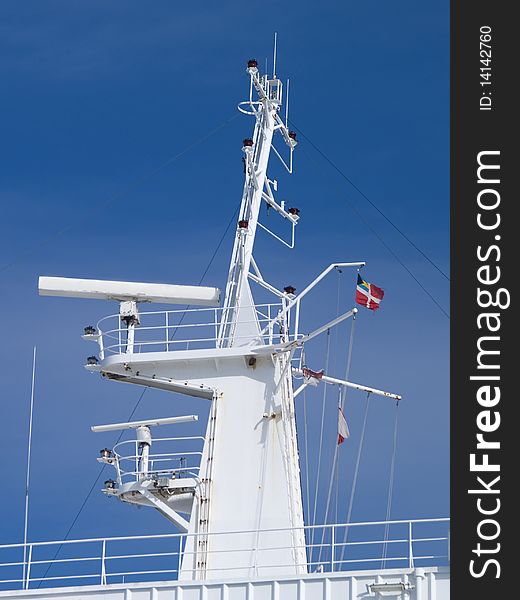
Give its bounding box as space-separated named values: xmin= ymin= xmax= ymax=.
xmin=35 ymin=202 xmax=240 ymax=588
xmin=309 ymin=328 xmax=332 ymax=558
xmin=1 ymin=113 xmax=240 ymax=275
xmin=381 ymin=402 xmax=400 ymax=568
xmin=288 ymin=121 xmax=450 ymax=282
xmin=293 ymin=133 xmax=449 ymax=319
xmin=339 ymin=392 xmax=371 ymax=565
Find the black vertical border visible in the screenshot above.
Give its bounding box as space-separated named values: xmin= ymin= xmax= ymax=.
xmin=451 ymin=0 xmax=514 ymax=596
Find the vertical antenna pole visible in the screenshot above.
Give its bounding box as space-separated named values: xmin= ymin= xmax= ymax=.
xmin=273 ymin=32 xmax=278 ymax=78
xmin=22 ymin=346 xmax=37 ymax=589
xmin=285 ymin=78 xmax=290 ymax=128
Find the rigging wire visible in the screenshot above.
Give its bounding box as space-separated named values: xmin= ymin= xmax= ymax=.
xmin=288 ymin=121 xmax=450 ymax=282
xmin=36 ymin=203 xmax=240 ymax=587
xmin=381 ymin=402 xmax=400 ymax=568
xmin=35 ymin=387 xmax=147 ymax=588
xmin=318 ymin=444 xmax=339 ymax=568
xmin=316 ymin=270 xmax=343 ymax=564
xmin=310 ymin=328 xmax=332 ymax=553
xmin=22 ymin=347 xmax=37 ymax=587
xmin=330 ymin=268 xmax=343 ymax=389
xmin=302 ymin=384 xmax=311 ymax=535
xmin=0 ymin=112 xmax=240 ymax=275
xmin=336 ymin=310 xmax=357 ymax=523
xmin=339 ymin=392 xmax=372 ymax=565
xmin=332 ymin=270 xmax=344 ymax=526
xmin=293 ymin=134 xmax=449 ymax=320
xmin=333 ymin=438 xmax=340 ymax=529
xmin=317 ymin=313 xmax=357 ymax=567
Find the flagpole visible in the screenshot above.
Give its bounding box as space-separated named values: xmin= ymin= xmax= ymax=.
xmin=23 ymin=346 xmax=37 ymax=589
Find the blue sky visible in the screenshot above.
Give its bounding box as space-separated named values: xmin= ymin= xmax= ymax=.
xmin=0 ymin=0 xmax=449 ymax=555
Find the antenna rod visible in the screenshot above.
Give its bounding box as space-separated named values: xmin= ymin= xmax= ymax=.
xmin=273 ymin=32 xmax=278 ymax=78
xmin=23 ymin=346 xmax=37 ymax=589
xmin=285 ymin=78 xmax=290 ymax=128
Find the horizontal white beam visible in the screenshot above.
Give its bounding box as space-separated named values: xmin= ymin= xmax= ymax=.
xmin=102 ymin=370 xmax=217 ymax=400
xmin=38 ymin=276 xmax=221 ymax=307
xmin=292 ymin=369 xmax=401 ymax=400
xmin=91 ymin=415 xmax=198 ymax=433
xmin=258 ymin=262 xmax=366 ymax=337
xmin=297 ymin=308 xmax=357 ymax=345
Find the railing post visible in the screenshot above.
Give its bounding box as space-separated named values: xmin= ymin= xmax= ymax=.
xmin=98 ymin=327 xmax=105 ymax=361
xmin=101 ymin=539 xmax=107 ymax=585
xmin=331 ymin=525 xmax=335 ymax=573
xmin=135 ymin=440 xmax=139 ymax=481
xmin=178 ymin=534 xmax=183 ymax=575
xmin=24 ymin=544 xmax=32 ymax=590
xmin=408 ymin=521 xmax=414 ymax=569
xmin=165 ymin=312 xmax=169 ymax=351
xmin=294 ymin=299 xmax=300 ymax=338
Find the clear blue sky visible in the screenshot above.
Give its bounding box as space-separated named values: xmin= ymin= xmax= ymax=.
xmin=0 ymin=0 xmax=449 ymax=551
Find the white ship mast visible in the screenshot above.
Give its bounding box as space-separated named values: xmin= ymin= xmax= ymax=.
xmin=218 ymin=57 xmax=297 ymax=347
xmin=36 ymin=54 xmax=404 ymax=583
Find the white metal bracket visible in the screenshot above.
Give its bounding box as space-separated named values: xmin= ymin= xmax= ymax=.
xmin=292 ymin=368 xmax=402 ymax=400
xmin=139 ymin=482 xmax=190 ymax=532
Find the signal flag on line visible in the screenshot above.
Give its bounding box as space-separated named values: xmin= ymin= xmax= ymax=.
xmin=338 ymin=407 xmax=350 ymax=445
xmin=355 ymin=274 xmax=385 ymax=310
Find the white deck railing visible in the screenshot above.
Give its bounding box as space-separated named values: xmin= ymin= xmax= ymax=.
xmin=109 ymin=435 xmax=204 ymax=485
xmin=93 ymin=303 xmax=304 ymax=359
xmin=0 ymin=518 xmax=449 ymax=591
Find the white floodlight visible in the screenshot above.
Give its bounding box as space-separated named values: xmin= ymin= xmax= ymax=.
xmin=91 ymin=415 xmax=198 ymax=433
xmin=38 ymin=276 xmax=221 ymax=307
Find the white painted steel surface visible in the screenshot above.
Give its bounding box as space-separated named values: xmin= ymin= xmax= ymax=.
xmin=91 ymin=415 xmax=198 ymax=433
xmin=0 ymin=519 xmax=449 ymax=592
xmin=30 ymin=62 xmax=416 ymax=587
xmin=38 ymin=277 xmax=221 ymax=306
xmin=0 ymin=568 xmax=450 ymax=599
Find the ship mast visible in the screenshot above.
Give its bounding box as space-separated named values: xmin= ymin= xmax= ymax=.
xmin=219 ymin=58 xmax=297 ymax=347
xmin=38 ymin=51 xmax=399 ymax=582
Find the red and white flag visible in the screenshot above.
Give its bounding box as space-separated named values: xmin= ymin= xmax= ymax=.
xmin=356 ymin=274 xmax=385 ymax=311
xmin=338 ymin=407 xmax=350 ymax=445
xmin=302 ymin=367 xmax=324 ymax=386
